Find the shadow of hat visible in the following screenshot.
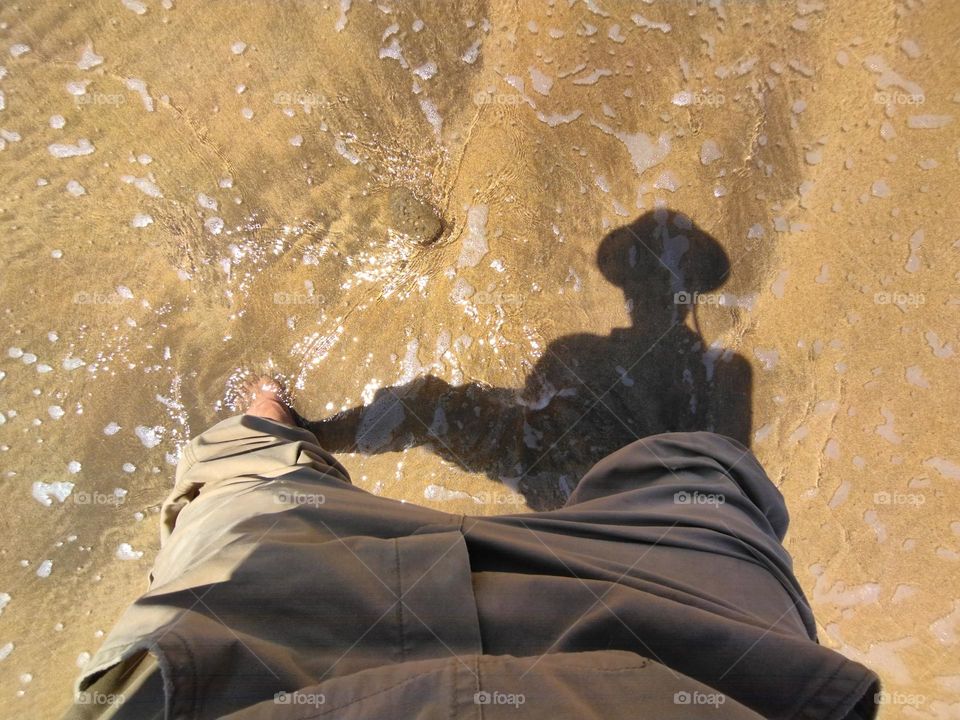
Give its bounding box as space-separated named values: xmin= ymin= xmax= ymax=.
xmin=597 ymin=210 xmax=730 ymax=295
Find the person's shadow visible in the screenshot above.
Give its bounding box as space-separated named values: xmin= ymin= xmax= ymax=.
xmin=304 ymin=209 xmax=752 ymax=510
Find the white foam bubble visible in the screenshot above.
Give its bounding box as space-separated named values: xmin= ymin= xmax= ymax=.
xmin=925 ymin=331 xmax=955 ymax=359
xmin=923 ymin=457 xmax=960 ymax=481
xmin=871 ymin=179 xmax=891 ymax=197
xmin=419 ymin=98 xmax=443 ymax=138
xmin=413 ymin=61 xmax=437 ymax=81
xmin=204 ymin=217 xmax=224 ymax=235
xmin=754 ymin=348 xmax=779 ymax=370
xmin=875 ymin=408 xmax=903 ymax=444
xmin=125 ymin=78 xmax=154 ymax=111
xmin=461 ymin=39 xmax=481 ymax=64
xmin=905 ymin=365 xmax=929 ymax=388
xmin=770 ymin=269 xmax=789 ymax=298
xmin=77 ymin=44 xmax=104 ymax=70
xmin=48 ymin=139 xmax=95 ymax=158
xmin=115 ymin=543 xmax=143 ymax=560
xmin=334 ymin=0 xmax=351 ymax=32
xmin=65 ymin=80 xmax=90 ymax=97
xmin=572 ymin=68 xmax=612 ymax=86
xmin=529 ymin=66 xmax=553 ymax=95
xmin=536 ymin=110 xmax=583 ymax=127
xmin=700 ymin=139 xmax=721 ymax=165
xmin=423 ymin=484 xmax=474 ymax=502
xmin=905 ymin=229 xmax=923 ymax=272
xmin=121 ymin=174 xmax=162 ymax=197
xmin=379 ymin=38 xmax=407 ymax=68
xmin=594 ymin=122 xmax=670 ymax=176
xmin=907 ymin=114 xmax=953 ymax=129
xmin=862 ymin=54 xmax=924 ymax=98
xmin=60 ymin=179 xmax=85 ymax=198
xmin=631 ymin=13 xmax=671 ymax=32
xmin=31 ymin=481 xmax=74 ymax=506
xmin=457 ymin=205 xmax=489 ymax=268
xmin=135 ymin=425 xmax=163 ymax=448
xmin=900 ymin=38 xmax=921 ymax=58
xmin=653 ymin=170 xmax=680 ymax=192
xmin=122 ymin=0 xmax=147 ymax=13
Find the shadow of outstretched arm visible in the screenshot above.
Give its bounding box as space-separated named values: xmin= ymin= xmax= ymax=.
xmin=302 ymin=375 xmax=525 ymax=481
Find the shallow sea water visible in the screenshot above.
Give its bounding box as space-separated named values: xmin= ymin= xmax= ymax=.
xmin=1 ymin=1 xmax=958 ymax=716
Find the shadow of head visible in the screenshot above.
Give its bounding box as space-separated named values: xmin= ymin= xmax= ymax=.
xmin=596 ymin=209 xmax=730 ymax=318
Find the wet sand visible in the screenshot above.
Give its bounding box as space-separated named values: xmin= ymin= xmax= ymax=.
xmin=0 ymin=0 xmax=958 ymax=717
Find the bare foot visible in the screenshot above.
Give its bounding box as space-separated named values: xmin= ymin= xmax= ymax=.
xmin=242 ymin=376 xmax=295 ymax=425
